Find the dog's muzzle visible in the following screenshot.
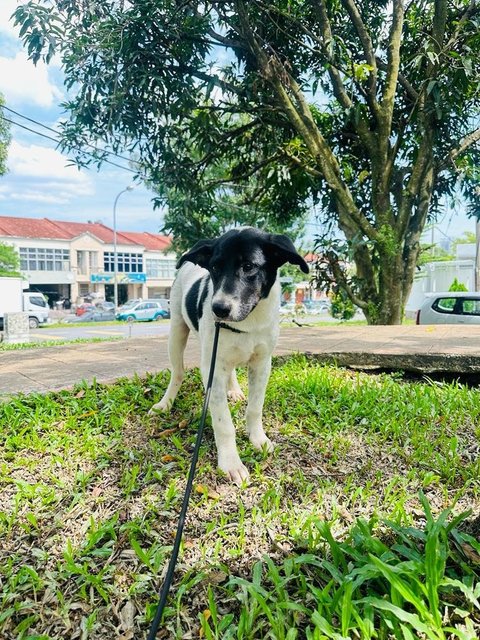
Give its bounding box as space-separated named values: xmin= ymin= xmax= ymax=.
xmin=212 ymin=301 xmax=231 ymax=319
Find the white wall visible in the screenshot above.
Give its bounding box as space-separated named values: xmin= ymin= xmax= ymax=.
xmin=406 ymin=260 xmax=476 ymax=313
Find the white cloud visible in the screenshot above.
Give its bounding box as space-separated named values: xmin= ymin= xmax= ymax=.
xmin=0 ymin=51 xmax=63 ymax=107
xmin=0 ymin=189 xmax=72 ymax=205
xmin=2 ymin=141 xmax=95 ymax=206
xmin=8 ymin=141 xmax=90 ymax=183
xmin=0 ymin=0 xmax=21 ymax=39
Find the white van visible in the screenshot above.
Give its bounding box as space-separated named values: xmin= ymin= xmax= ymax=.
xmin=23 ymin=291 xmax=50 ymax=328
xmin=0 ymin=276 xmax=49 ymax=329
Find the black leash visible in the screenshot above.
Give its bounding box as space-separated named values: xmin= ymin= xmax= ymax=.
xmin=146 ymin=321 xmax=222 ymax=640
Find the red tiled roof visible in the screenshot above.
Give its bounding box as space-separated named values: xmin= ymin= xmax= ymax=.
xmin=0 ymin=215 xmax=170 ymax=249
xmin=45 ymin=219 xmax=136 ymax=245
xmin=120 ymin=231 xmax=172 ymax=251
xmin=0 ymin=216 xmax=68 ymax=240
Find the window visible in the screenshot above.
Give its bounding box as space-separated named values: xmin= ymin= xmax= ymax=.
xmin=432 ymin=298 xmax=457 ymax=313
xmin=146 ymin=258 xmax=176 ymax=278
xmin=460 ymin=299 xmax=480 ymax=316
xmin=29 ymin=296 xmax=47 ymax=307
xmin=20 ymin=247 xmax=70 ymax=271
xmin=104 ymin=252 xmax=143 ymax=273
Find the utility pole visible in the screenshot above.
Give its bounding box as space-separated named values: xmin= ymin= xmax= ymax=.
xmin=476 ymin=220 xmax=480 ymax=291
xmin=112 ymin=185 xmax=134 ymax=310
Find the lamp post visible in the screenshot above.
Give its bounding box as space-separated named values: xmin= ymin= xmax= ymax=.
xmin=112 ymin=185 xmax=134 ymax=311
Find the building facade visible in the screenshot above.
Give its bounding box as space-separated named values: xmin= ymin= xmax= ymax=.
xmin=0 ymin=216 xmax=176 ymax=307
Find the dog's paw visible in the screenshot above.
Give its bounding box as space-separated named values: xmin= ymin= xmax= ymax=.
xmin=227 ymin=388 xmax=246 ymax=403
xmin=249 ymin=434 xmax=275 ymax=453
xmin=148 ymin=398 xmax=171 ymax=415
xmin=218 ymin=454 xmax=250 ymax=486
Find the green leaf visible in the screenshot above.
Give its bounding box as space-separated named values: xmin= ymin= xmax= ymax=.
xmin=360 ymin=598 xmax=443 ymax=640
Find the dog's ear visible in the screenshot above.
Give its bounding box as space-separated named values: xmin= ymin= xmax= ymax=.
xmin=265 ymin=234 xmax=309 ymax=274
xmin=177 ymin=239 xmax=215 ymax=270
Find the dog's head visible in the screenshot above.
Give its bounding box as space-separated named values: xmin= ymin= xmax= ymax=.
xmin=177 ymin=227 xmax=309 ymax=322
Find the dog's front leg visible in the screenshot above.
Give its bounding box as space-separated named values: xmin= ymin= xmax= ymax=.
xmin=149 ymin=320 xmax=189 ymax=414
xmin=202 ymin=361 xmax=249 ymax=485
xmin=246 ymin=355 xmax=274 ymax=452
xmin=227 ymin=369 xmax=245 ymax=402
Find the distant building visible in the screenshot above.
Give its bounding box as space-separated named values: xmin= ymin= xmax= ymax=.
xmin=406 ymin=258 xmax=476 ymax=317
xmin=0 ymin=215 xmax=176 ymax=307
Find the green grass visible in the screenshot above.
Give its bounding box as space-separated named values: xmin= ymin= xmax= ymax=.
xmin=0 ymin=336 xmax=123 ymax=350
xmin=0 ymin=356 xmax=478 ymax=639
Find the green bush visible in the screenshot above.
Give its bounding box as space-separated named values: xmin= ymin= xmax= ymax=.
xmin=449 ymin=278 xmax=468 ymax=292
xmin=330 ymin=290 xmax=356 ymax=320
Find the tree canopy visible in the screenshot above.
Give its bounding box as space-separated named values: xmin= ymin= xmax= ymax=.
xmin=14 ymin=0 xmax=480 ymax=323
xmin=0 ymin=94 xmax=11 ymax=177
xmin=0 ymin=242 xmax=20 ymax=277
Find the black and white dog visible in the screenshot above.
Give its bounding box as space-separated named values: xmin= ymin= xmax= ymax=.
xmin=150 ymin=227 xmax=309 ymax=484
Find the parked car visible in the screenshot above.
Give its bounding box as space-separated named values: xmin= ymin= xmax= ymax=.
xmin=118 ymin=298 xmax=142 ymax=311
xmin=116 ymin=300 xmax=169 ymax=322
xmin=96 ymin=301 xmax=115 ymax=312
xmin=416 ymin=292 xmax=480 ymax=325
xmin=75 ymin=303 xmax=95 ymax=317
xmin=63 ymin=310 xmax=116 ymax=323
xmin=303 ymin=299 xmax=331 ymax=314
xmin=279 ymin=302 xmax=307 ymax=316
xmin=150 ymin=297 xmax=170 ymax=318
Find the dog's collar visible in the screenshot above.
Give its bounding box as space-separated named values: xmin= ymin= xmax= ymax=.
xmin=216 ymin=321 xmax=247 ymax=334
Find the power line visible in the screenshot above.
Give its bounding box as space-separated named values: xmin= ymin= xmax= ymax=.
xmin=1 ymin=114 xmax=143 ymax=177
xmin=3 ymin=114 xmax=139 ymax=176
xmin=2 ymin=104 xmax=142 ymax=168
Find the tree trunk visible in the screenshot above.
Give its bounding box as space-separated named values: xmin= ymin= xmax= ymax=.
xmin=361 ymin=273 xmax=404 ymax=324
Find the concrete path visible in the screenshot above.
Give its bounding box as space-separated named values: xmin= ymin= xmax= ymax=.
xmin=2 ymin=324 xmax=480 ymax=397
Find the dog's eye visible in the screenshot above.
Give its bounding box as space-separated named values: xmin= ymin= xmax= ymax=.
xmin=243 ymin=262 xmax=254 ymax=272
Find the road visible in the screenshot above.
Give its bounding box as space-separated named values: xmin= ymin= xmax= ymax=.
xmin=28 ymin=309 xmax=350 ymax=343
xmin=30 ymin=320 xmax=171 ymax=342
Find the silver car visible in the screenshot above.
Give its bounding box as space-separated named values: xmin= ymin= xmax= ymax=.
xmin=416 ymin=292 xmax=480 ymax=324
xmin=116 ymin=300 xmax=169 ymax=322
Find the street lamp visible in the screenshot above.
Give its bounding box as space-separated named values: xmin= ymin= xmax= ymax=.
xmin=112 ymin=185 xmax=134 ymax=310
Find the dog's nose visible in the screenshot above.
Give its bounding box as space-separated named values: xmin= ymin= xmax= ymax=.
xmin=212 ymin=301 xmax=231 ymax=318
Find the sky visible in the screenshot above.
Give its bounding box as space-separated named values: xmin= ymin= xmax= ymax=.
xmin=0 ymin=0 xmax=163 ymax=234
xmin=0 ymin=0 xmax=476 ymax=245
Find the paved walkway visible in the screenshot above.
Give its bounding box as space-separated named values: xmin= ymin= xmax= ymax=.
xmin=2 ymin=324 xmax=480 ymax=396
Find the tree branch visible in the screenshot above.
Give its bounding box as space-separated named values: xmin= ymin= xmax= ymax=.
xmin=375 ymin=56 xmax=418 ymax=102
xmin=328 ymin=258 xmax=369 ymax=309
xmin=398 ymin=126 xmax=434 ymax=237
xmin=381 ymin=0 xmax=405 ymax=121
xmin=181 ymin=66 xmax=240 ymax=96
xmin=235 ymin=0 xmax=379 ymax=242
xmin=446 ymin=127 xmax=480 ymax=167
xmin=432 ymin=0 xmax=448 ymax=53
xmin=310 ymin=0 xmax=352 ymax=110
xmin=206 ymin=27 xmax=245 ymax=50
xmin=341 ymin=0 xmax=377 ymax=70
xmin=203 ymin=153 xmax=283 ymax=188
xmin=446 ymin=0 xmax=478 ymax=49
xmin=341 ymin=0 xmax=378 ymax=94
xmin=424 ymin=0 xmax=448 ymax=77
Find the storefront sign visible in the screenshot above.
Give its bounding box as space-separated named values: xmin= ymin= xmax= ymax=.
xmin=91 ymin=273 xmax=147 ymax=283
